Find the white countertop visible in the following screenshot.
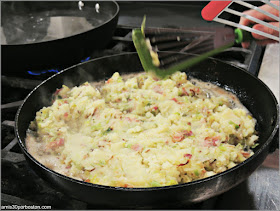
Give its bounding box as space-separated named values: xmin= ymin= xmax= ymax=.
xmin=256 ymin=43 xmax=279 ymax=210
xmin=258 ymin=43 xmax=279 ymax=169
xmin=258 ymin=43 xmax=279 ymax=102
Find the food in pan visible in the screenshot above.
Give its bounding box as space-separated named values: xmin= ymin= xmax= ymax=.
xmin=26 ymin=71 xmax=259 ymax=188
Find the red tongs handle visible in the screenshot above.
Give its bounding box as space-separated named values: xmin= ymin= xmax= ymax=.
xmin=201 ymin=1 xmax=232 ymax=21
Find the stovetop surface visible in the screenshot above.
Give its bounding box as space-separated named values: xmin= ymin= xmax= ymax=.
xmin=1 ymin=1 xmax=279 ymax=210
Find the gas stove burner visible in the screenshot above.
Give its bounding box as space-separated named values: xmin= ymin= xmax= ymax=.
xmin=27 ymin=69 xmax=59 ymax=76
xmin=26 ymin=57 xmax=91 ymax=76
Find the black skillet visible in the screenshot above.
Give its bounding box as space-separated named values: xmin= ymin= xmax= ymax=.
xmin=15 ymin=52 xmax=279 ymax=208
xmin=1 ymin=1 xmax=119 ymax=77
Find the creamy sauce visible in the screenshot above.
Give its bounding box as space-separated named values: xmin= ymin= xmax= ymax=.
xmin=189 ymin=78 xmax=247 ymax=111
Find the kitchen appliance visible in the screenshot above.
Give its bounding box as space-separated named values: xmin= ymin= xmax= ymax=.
xmin=1 ymin=1 xmax=119 ymax=77
xmin=2 ymin=2 xmax=279 ymax=209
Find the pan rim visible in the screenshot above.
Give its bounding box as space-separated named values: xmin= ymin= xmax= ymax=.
xmin=15 ymin=51 xmax=279 ymax=192
xmin=1 ymin=1 xmax=119 ymax=46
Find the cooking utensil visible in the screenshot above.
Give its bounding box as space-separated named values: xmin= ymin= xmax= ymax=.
xmin=1 ymin=1 xmax=119 ymax=77
xmin=15 ymin=52 xmax=279 ymax=208
xmin=201 ymin=1 xmax=280 ymax=41
xmin=132 ymin=17 xmax=253 ymax=78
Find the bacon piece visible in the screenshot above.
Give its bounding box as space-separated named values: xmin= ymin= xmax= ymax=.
xmin=153 ymin=85 xmax=163 ymax=94
xmin=171 ymin=98 xmax=178 ymax=103
xmin=131 ymin=144 xmax=143 ymax=152
xmin=57 ymin=138 xmax=65 ymax=146
xmin=184 ymin=154 xmax=192 ymax=159
xmin=172 ymin=130 xmax=193 ymax=142
xmin=178 ymin=160 xmax=189 ymax=167
xmin=190 ymin=89 xmax=195 ymax=96
xmin=182 ymin=130 xmax=193 ymax=137
xmin=204 ymin=136 xmax=220 ymax=147
xmin=54 ymin=88 xmax=62 ymax=96
xmin=123 ymin=184 xmax=134 ymax=188
xmin=48 ymin=138 xmax=65 ymax=149
xmin=83 ymin=154 xmax=89 ymax=159
xmin=241 ymin=151 xmax=251 ymax=158
xmin=92 ymin=108 xmax=98 ymax=116
xmin=172 ymin=133 xmax=184 ymax=142
xmin=106 ymin=78 xmax=112 ymax=84
xmin=125 ymin=117 xmax=139 ymax=122
xmin=182 ymin=87 xmax=189 ymax=96
xmin=171 ymin=98 xmax=183 ymax=104
xmin=153 ymin=106 xmax=158 ymax=110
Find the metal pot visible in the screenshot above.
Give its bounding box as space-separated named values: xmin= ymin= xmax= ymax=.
xmin=1 ymin=1 xmax=119 ymax=77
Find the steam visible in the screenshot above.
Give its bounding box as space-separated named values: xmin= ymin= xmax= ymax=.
xmin=37 ymin=87 xmax=53 ymax=107
xmin=61 ymin=66 xmax=96 ymax=89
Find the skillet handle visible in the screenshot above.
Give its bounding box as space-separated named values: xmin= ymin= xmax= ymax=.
xmin=269 ymin=127 xmax=279 ymax=153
